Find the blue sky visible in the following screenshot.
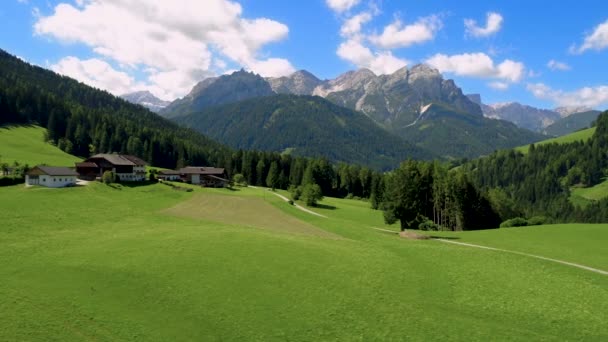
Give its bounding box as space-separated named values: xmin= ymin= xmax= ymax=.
xmin=2 ymin=0 xmax=608 ymax=110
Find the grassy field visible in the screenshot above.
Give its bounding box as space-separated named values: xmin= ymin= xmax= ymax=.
xmin=1 ymin=182 xmax=607 ymax=341
xmin=516 ymin=126 xmax=595 ymax=153
xmin=0 ymin=125 xmax=81 ymax=166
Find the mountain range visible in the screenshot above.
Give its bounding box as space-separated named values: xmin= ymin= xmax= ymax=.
xmin=174 ymin=94 xmax=430 ymax=170
xmin=466 ymin=94 xmax=600 ymax=134
xmin=161 ymin=66 xmax=544 ymax=160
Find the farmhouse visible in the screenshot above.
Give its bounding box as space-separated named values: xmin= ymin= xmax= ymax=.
xmin=25 ymin=166 xmax=78 ymax=188
xmin=179 ymin=166 xmax=229 ymax=187
xmin=75 ymin=153 xmax=147 ymax=181
xmin=157 ymin=169 xmax=181 ymax=181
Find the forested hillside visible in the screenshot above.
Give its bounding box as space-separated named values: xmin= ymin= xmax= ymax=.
xmin=463 ymin=111 xmax=608 ymax=222
xmin=0 ymin=49 xmax=228 ymax=169
xmin=174 ymin=94 xmax=431 ymax=170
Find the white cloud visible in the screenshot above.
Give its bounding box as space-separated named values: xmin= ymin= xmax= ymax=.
xmin=34 ymin=0 xmax=294 ymax=99
xmin=464 ymin=12 xmax=503 ymax=38
xmin=326 ymin=0 xmax=361 ymax=14
xmin=547 ymin=59 xmax=571 ymax=71
xmin=337 ymin=39 xmax=408 ymax=74
xmin=527 ymin=82 xmax=608 ymax=108
xmin=488 ymin=81 xmax=509 ymax=91
xmin=370 ymin=15 xmax=442 ymax=49
xmin=571 ymin=19 xmax=608 ymax=53
xmin=51 ymin=56 xmax=137 ymax=95
xmin=426 ymin=52 xmax=524 ymax=83
xmin=340 ymin=11 xmax=373 ymax=37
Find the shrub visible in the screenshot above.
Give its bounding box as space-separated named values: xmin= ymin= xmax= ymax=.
xmin=288 ymin=185 xmax=302 ymax=201
xmin=102 ymin=170 xmax=116 ymax=184
xmin=418 ymin=219 xmax=440 ymax=231
xmin=288 ymin=199 xmax=294 ymax=205
xmin=232 ymin=173 xmax=247 ymax=186
xmin=527 ymin=216 xmax=547 ymax=226
xmin=500 ymin=217 xmax=528 ymax=228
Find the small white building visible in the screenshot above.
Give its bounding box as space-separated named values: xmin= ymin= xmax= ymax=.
xmin=25 ymin=166 xmax=79 ymax=188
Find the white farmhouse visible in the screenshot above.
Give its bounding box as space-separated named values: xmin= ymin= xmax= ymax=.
xmin=25 ymin=166 xmax=78 ymax=188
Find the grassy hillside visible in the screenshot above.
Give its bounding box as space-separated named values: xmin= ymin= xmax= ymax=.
xmin=1 ymin=183 xmax=607 ymax=340
xmin=516 ymin=126 xmax=596 ymax=153
xmin=0 ymin=125 xmax=81 ymax=166
xmin=570 ymin=178 xmax=608 ymax=207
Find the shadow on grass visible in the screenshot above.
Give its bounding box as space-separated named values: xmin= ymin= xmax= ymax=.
xmin=428 ymin=235 xmax=460 ymax=240
xmin=314 ymin=203 xmax=337 ymax=210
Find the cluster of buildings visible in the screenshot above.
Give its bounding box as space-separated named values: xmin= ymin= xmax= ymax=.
xmin=24 ymin=153 xmax=228 ymax=188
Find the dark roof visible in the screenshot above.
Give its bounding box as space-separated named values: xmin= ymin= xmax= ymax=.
xmin=75 ymin=162 xmax=98 ymax=168
xmin=179 ymin=166 xmax=225 ymax=175
xmin=29 ymin=166 xmax=79 ymax=176
xmin=158 ymin=169 xmax=181 ymax=175
xmin=87 ymin=154 xmax=147 ymax=166
xmin=121 ymin=155 xmax=147 ymax=166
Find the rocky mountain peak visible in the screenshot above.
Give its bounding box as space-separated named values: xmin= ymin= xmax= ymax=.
xmin=267 ymin=69 xmax=322 ymax=95
xmin=555 ymin=106 xmax=593 ymax=117
xmin=120 ymin=90 xmax=170 ymax=113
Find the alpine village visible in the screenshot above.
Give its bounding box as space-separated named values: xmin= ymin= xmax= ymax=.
xmin=1 ymin=1 xmax=608 ymax=341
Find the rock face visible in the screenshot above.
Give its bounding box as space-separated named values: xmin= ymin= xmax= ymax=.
xmin=311 ymin=64 xmax=482 ymax=129
xmin=120 ymin=91 xmax=170 ymax=112
xmin=480 ymin=101 xmax=562 ymax=132
xmin=160 ymin=69 xmax=275 ymax=118
xmin=267 ymin=70 xmax=322 ymax=95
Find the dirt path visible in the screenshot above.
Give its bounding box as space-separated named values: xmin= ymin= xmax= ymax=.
xmin=435 ymin=239 xmax=608 ymax=276
xmin=368 ymin=227 xmax=608 ymax=276
xmin=267 ymin=190 xmax=328 ymax=218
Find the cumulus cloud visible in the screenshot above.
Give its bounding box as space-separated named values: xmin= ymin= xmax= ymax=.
xmin=340 ymin=11 xmax=373 ymax=37
xmin=34 ymin=0 xmax=294 ymax=99
xmin=547 ymin=59 xmax=571 ymax=71
xmin=370 ymin=15 xmax=442 ymax=49
xmin=336 ymin=39 xmax=408 ymax=74
xmin=571 ymin=19 xmax=608 ymax=53
xmin=527 ymin=83 xmax=608 ymax=108
xmin=51 ymin=56 xmax=138 ymax=95
xmin=464 ymin=12 xmax=503 ymax=38
xmin=326 ymin=0 xmax=361 ymax=14
xmin=426 ymin=52 xmax=525 ymax=84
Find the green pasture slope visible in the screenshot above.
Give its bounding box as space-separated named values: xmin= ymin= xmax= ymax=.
xmin=0 ymin=125 xmax=81 ymax=166
xmin=570 ymin=178 xmax=608 ymax=207
xmin=1 ymin=183 xmax=607 ymax=341
xmin=516 ymin=126 xmax=595 ymax=153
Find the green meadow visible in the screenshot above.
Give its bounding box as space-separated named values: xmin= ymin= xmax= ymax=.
xmin=1 ymin=183 xmax=607 ymax=341
xmin=516 ymin=126 xmax=595 ymax=154
xmin=0 ymin=125 xmax=81 ymax=166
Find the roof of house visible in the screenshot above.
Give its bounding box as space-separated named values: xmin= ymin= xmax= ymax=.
xmin=179 ymin=166 xmax=225 ymax=175
xmin=87 ymin=154 xmax=147 ymax=166
xmin=158 ymin=169 xmax=181 ymax=175
xmin=75 ymin=162 xmax=98 ymax=168
xmin=28 ymin=166 xmax=79 ymax=176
